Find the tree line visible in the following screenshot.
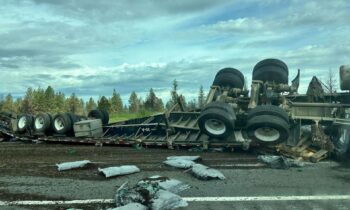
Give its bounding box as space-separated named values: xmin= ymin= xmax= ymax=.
xmin=0 ymin=80 xmax=206 ymax=115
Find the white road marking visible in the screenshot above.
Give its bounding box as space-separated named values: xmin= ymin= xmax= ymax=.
xmin=184 ymin=195 xmax=350 ymax=202
xmin=211 ymin=163 xmax=265 ymax=167
xmin=0 ymin=199 xmax=114 ymax=206
xmin=0 ymin=195 xmax=349 ymax=206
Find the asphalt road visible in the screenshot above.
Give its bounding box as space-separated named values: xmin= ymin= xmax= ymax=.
xmin=0 ymin=142 xmax=349 ymax=210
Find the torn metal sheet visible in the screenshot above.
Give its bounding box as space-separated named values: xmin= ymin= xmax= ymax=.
xmin=163 ymin=159 xmax=195 ymax=169
xmin=150 ymin=189 xmax=188 ymax=210
xmin=258 ymin=155 xmax=304 ymax=169
xmin=191 ymin=164 xmax=226 ymax=180
xmin=56 ymin=160 xmax=91 ymax=171
xmin=166 ymin=156 xmax=201 ymax=161
xmin=99 ymin=165 xmax=140 ymax=178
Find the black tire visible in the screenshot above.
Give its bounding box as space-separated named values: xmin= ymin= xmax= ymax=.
xmin=53 ymin=113 xmax=73 ymax=134
xmin=34 ymin=113 xmax=52 ymax=133
xmin=66 ymin=113 xmax=78 ymax=124
xmin=247 ymin=115 xmax=290 ymax=144
xmin=17 ymin=114 xmax=34 ymax=133
xmin=201 ymin=101 xmax=235 ymax=115
xmin=333 ymin=127 xmax=350 ymax=161
xmin=252 ymin=58 xmax=288 ymax=84
xmin=198 ymin=102 xmax=236 ymax=139
xmin=100 ymin=109 xmax=109 ymax=125
xmin=213 ymin=67 xmax=244 ymax=89
xmin=88 ymin=109 xmax=105 ymax=124
xmin=248 ymin=105 xmax=289 ymax=123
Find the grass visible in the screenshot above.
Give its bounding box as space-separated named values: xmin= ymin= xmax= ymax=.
xmin=109 ymin=111 xmax=159 ymax=123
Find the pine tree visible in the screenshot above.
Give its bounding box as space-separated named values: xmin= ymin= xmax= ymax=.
xmin=128 ymin=91 xmax=139 ymax=113
xmin=21 ymin=87 xmax=34 ymax=113
xmin=55 ymin=91 xmax=66 ymax=113
xmin=1 ymin=94 xmax=14 ymax=112
xmin=198 ymin=85 xmax=205 ymax=108
xmin=187 ymin=98 xmax=197 ymax=110
xmin=110 ymin=89 xmax=123 ymax=113
xmin=33 ymin=87 xmax=46 ymax=113
xmin=156 ymin=98 xmax=164 ymax=112
xmin=98 ymin=96 xmax=111 ymax=111
xmin=166 ymin=79 xmax=179 ymax=109
xmin=79 ymin=98 xmax=85 ymax=115
xmin=144 ymin=88 xmax=157 ymax=111
xmin=86 ymin=97 xmax=97 ymax=112
xmin=67 ymin=93 xmax=81 ymax=114
xmin=44 ymin=86 xmax=55 ymax=113
xmin=14 ymin=98 xmax=23 ymax=113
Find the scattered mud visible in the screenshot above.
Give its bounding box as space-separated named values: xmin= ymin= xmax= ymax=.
xmin=0 ymin=141 xmax=258 ymax=180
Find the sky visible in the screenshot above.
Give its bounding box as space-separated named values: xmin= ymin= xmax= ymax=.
xmin=0 ymin=0 xmax=349 ymax=104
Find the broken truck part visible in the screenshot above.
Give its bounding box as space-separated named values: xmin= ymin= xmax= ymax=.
xmin=1 ymin=59 xmax=350 ymax=162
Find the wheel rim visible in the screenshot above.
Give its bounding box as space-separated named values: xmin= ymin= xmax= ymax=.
xmin=54 ymin=117 xmax=65 ymax=131
xmin=254 ymin=127 xmax=280 ymax=142
xmin=35 ymin=116 xmax=44 ymax=130
xmin=204 ymin=118 xmax=226 ymax=135
xmin=18 ymin=116 xmax=27 ymax=129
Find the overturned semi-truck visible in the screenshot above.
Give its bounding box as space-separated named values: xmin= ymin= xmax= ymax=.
xmin=1 ymin=59 xmax=350 ymax=161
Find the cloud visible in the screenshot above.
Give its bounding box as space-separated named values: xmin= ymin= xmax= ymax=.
xmin=0 ymin=0 xmax=349 ymax=106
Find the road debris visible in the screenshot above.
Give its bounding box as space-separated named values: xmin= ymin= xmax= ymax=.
xmin=258 ymin=155 xmax=304 ymax=169
xmin=166 ymin=156 xmax=201 ymax=161
xmin=191 ymin=163 xmax=226 ymax=180
xmin=163 ymin=159 xmax=196 ymax=169
xmin=56 ymin=160 xmax=91 ymax=171
xmin=138 ymin=175 xmax=190 ymax=194
xmin=114 ymin=176 xmax=189 ymax=209
xmin=107 ymin=202 xmax=147 ymax=210
xmin=150 ymin=189 xmax=188 ymax=210
xmin=98 ymin=165 xmax=140 ymax=178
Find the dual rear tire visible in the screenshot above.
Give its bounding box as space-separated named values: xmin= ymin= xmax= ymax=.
xmin=252 ymin=58 xmax=289 ymax=84
xmin=247 ymin=105 xmax=290 ymax=144
xmin=213 ymin=68 xmax=245 ymax=89
xmin=17 ymin=114 xmax=34 ymax=133
xmin=198 ymin=102 xmax=236 ymax=139
xmin=34 ymin=113 xmax=52 ymax=134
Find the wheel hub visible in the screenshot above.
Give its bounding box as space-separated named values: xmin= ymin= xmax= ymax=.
xmin=18 ymin=117 xmax=27 ymax=129
xmin=35 ymin=117 xmax=44 ymax=130
xmin=204 ymin=118 xmax=226 ymax=135
xmin=54 ymin=118 xmax=65 ymax=131
xmin=254 ymin=127 xmax=280 ymax=142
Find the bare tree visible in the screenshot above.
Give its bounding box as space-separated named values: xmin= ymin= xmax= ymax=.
xmin=325 ymin=68 xmax=337 ymax=94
